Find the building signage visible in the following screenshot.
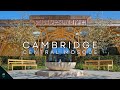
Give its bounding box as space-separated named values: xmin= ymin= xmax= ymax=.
xmin=34 ymin=19 xmax=87 ymax=26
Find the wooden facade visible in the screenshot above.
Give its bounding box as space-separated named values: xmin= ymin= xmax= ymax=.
xmin=0 ymin=15 xmax=120 ymax=56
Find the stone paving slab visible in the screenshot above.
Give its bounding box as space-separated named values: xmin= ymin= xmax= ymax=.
xmin=35 ymin=69 xmax=84 ymax=77
xmin=7 ymin=69 xmax=120 ymax=79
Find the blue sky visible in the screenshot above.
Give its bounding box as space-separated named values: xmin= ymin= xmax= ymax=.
xmin=0 ymin=11 xmax=120 ymax=20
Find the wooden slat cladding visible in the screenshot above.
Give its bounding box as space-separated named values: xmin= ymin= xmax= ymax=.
xmin=0 ymin=19 xmax=33 ymax=27
xmin=29 ymin=15 xmax=91 ymax=20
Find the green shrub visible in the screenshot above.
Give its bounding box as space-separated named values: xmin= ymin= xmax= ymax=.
xmin=0 ymin=56 xmax=46 ymax=68
xmin=0 ymin=57 xmax=2 ymax=65
xmin=37 ymin=65 xmax=47 ymax=69
xmin=75 ymin=55 xmax=120 ymax=65
xmin=111 ymin=64 xmax=120 ymax=72
xmin=2 ymin=64 xmax=24 ymax=70
xmin=75 ymin=55 xmax=120 ymax=71
xmin=86 ymin=65 xmax=97 ymax=70
xmin=1 ymin=64 xmax=8 ymax=71
xmin=0 ymin=56 xmax=20 ymax=64
xmin=0 ymin=56 xmax=8 ymax=64
xmin=22 ymin=56 xmax=46 ymax=66
xmin=99 ymin=66 xmax=108 ymax=71
xmin=9 ymin=56 xmax=20 ymax=59
xmin=75 ymin=62 xmax=98 ymax=70
xmin=75 ymin=63 xmax=84 ymax=70
xmin=22 ymin=56 xmax=35 ymax=60
xmin=12 ymin=66 xmax=23 ymax=70
xmin=35 ymin=56 xmax=46 ymax=66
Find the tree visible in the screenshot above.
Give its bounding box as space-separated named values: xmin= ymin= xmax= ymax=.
xmin=2 ymin=15 xmax=38 ymax=57
xmin=85 ymin=14 xmax=116 ymax=58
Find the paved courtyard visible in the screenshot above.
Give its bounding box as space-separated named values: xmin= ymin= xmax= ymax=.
xmin=7 ymin=69 xmax=120 ymax=79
